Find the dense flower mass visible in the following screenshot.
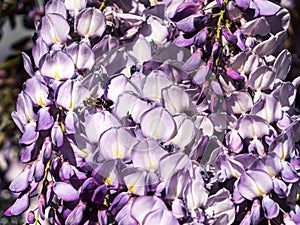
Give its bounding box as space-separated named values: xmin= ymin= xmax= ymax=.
xmin=4 ymin=0 xmax=300 ymax=224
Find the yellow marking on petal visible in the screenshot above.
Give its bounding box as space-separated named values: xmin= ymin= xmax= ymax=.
xmin=257 ymin=187 xmax=265 ymax=196
xmin=115 ymin=148 xmax=122 ymax=159
xmin=124 ymin=66 xmax=132 ymax=78
xmin=269 ymin=172 xmax=275 ymax=178
xmin=53 ymin=68 xmax=61 ymax=80
xmin=37 ymin=95 xmax=46 ymax=107
xmin=74 ymin=149 xmax=89 ymax=158
xmin=53 ymin=33 xmax=60 ymax=44
xmin=68 ymin=100 xmax=73 ymax=110
xmin=232 ymin=169 xmax=240 ymax=179
xmin=147 ymin=163 xmax=155 ymax=172
xmin=128 ymin=185 xmax=135 ymax=193
xmin=104 ymin=176 xmax=111 ymax=186
xmin=25 ymin=112 xmax=33 ymax=122
xmin=282 ymin=149 xmax=287 ymax=160
xmin=151 ymin=129 xmax=158 ymax=139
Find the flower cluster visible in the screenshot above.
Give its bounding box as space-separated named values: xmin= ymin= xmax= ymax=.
xmin=5 ymin=0 xmax=300 ymax=224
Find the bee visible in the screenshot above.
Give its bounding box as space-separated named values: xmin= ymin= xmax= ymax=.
xmin=83 ymin=97 xmax=110 ymax=109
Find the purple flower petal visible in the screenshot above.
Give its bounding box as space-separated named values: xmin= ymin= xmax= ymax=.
xmin=122 ymin=168 xmax=147 ymax=196
xmin=248 ymin=66 xmax=275 ymax=91
xmin=143 ymin=209 xmax=179 ymax=225
xmin=38 ymin=194 xmax=46 ymax=220
xmin=51 ymin=122 xmax=64 ymax=148
xmin=27 ymin=211 xmax=35 ymax=224
xmin=172 ymin=198 xmax=186 ymax=219
xmin=248 ymin=138 xmax=266 ymax=156
xmin=249 ymin=200 xmax=261 ymax=225
xmin=85 ymin=111 xmax=121 ymax=144
xmin=59 ymin=162 xmax=74 ymax=181
xmin=132 ymin=138 xmax=167 ymax=171
xmin=237 ymin=115 xmax=270 ymax=139
xmin=65 ymin=111 xmax=78 ymax=134
xmin=250 ymin=153 xmax=282 ymax=178
xmin=194 ymin=28 xmax=209 ymax=48
xmin=262 ymin=195 xmax=279 ymax=219
xmin=226 ymin=91 xmax=253 ymax=114
xmin=37 ymin=107 xmax=54 ymax=131
xmin=40 ymin=13 xmax=70 ymax=45
xmin=253 ymin=0 xmax=280 ymax=16
xmin=205 ymin=189 xmax=235 ymax=224
xmin=273 ymin=178 xmax=288 ymax=198
xmin=76 ymin=8 xmax=106 ymax=38
xmin=53 ymin=182 xmax=79 ymax=202
xmin=106 ymin=74 xmax=128 ymax=102
xmin=241 ymin=17 xmax=270 ymax=36
xmin=56 ymin=80 xmax=89 ymax=110
xmin=32 ymin=37 xmax=49 ymax=68
xmin=251 ymin=95 xmax=282 ymax=123
xmin=237 ymin=169 xmax=273 ymax=200
xmin=115 ymin=198 xmax=137 ymax=224
xmin=30 ymin=159 xmax=45 ymax=182
xmin=165 ymin=169 xmax=189 ymax=200
xmin=98 ymin=210 xmax=108 ymax=225
xmin=184 ymin=179 xmax=208 ymax=210
xmin=158 ymin=152 xmax=191 ymax=181
xmin=109 ymin=192 xmax=131 ymax=216
xmin=235 ymin=0 xmax=250 ymax=9
xmin=23 ymin=76 xmax=51 ymax=107
xmin=182 ymin=52 xmax=203 ymax=72
xmin=14 ymin=93 xmax=38 ymax=131
xmin=65 ymin=202 xmax=86 ymax=225
xmin=40 ymin=50 xmax=75 ymax=80
xmin=253 ymin=31 xmax=287 ymax=56
xmin=176 ymin=15 xmax=206 ymax=33
xmin=281 ymin=161 xmax=299 ymax=183
xmin=42 ymin=137 xmax=52 ymax=163
xmin=19 ymin=122 xmax=39 ymax=145
xmin=99 ymin=127 xmax=138 ymax=162
xmin=92 ymin=185 xmax=107 ymax=205
xmin=113 ymin=92 xmax=153 ymax=123
xmin=22 ymin=52 xmax=33 ymax=76
xmin=274 ymin=49 xmax=292 ymax=80
xmin=225 ymin=130 xmax=243 ymax=153
xmin=193 ymin=62 xmax=210 ymax=85
xmin=140 ymin=106 xmax=177 ymax=142
xmin=222 ymin=26 xmax=238 ymax=44
xmin=9 ymin=166 xmax=31 ymax=192
xmin=21 ymin=142 xmax=39 ymax=163
xmin=66 ymin=42 xmax=95 ymax=71
xmin=45 ymin=0 xmax=67 ymax=18
xmin=5 ymin=193 xmax=30 ymax=216
xmin=165 ymin=115 xmax=196 ymax=149
xmin=65 ymin=0 xmax=86 ymax=13
xmin=269 ymin=133 xmax=293 ymax=160
xmin=131 ymin=196 xmax=167 ymax=224
xmin=174 ymin=33 xmax=195 ymax=47
xmin=234 ymin=30 xmax=247 ymax=51
xmin=169 ymin=2 xmax=199 ymax=22
xmin=142 ymin=70 xmax=173 ymax=102
xmin=215 ymin=154 xmax=245 ymax=179
xmin=162 ymin=85 xmax=191 ymax=115
xmin=131 ymin=35 xmax=152 ymax=64
xmin=143 ymin=15 xmax=169 ymax=44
